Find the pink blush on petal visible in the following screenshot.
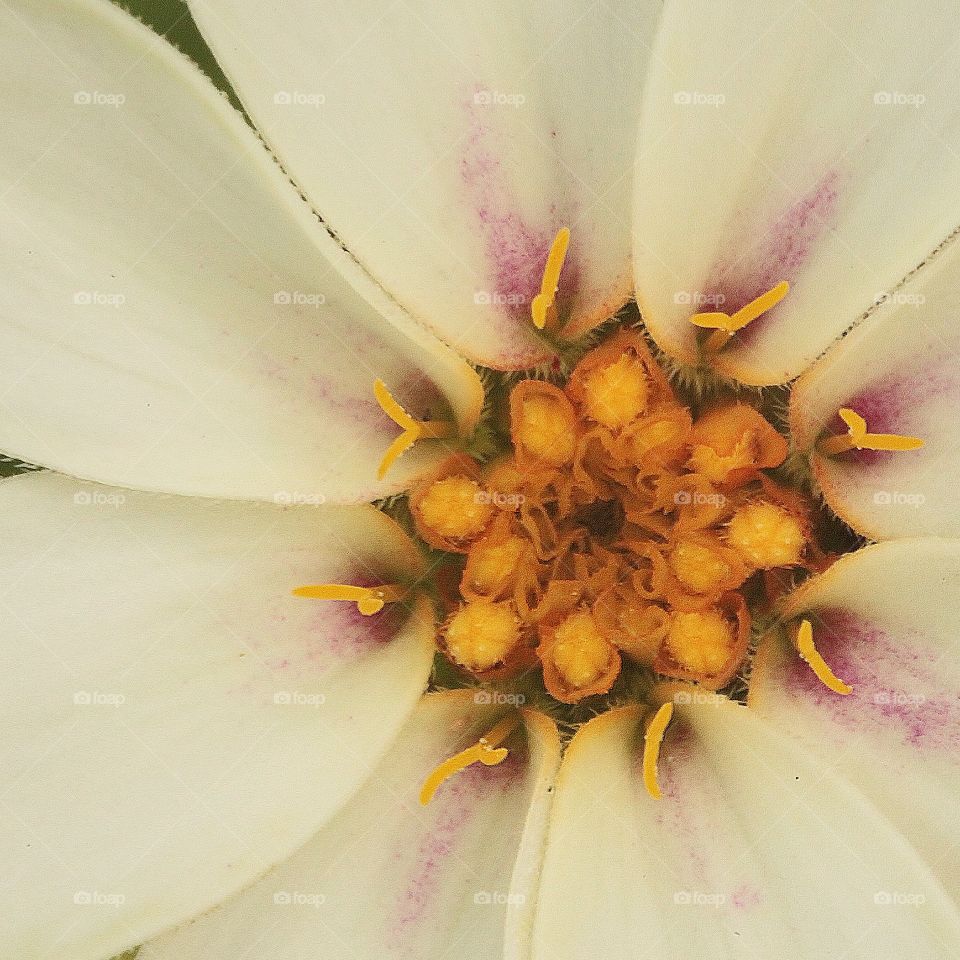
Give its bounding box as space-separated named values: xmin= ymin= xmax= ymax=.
xmin=730 ymin=882 xmax=763 ymax=911
xmin=783 ymin=608 xmax=959 ymax=751
xmin=386 ymin=752 xmax=523 ymax=952
xmin=309 ymin=373 xmax=391 ymax=434
xmin=315 ymin=599 xmax=407 ymax=658
xmin=651 ymin=722 xmax=710 ymax=883
xmin=459 ymin=86 xmax=577 ymax=359
xmin=703 ymin=169 xmax=841 ymax=345
xmin=828 ymin=356 xmax=956 ymax=467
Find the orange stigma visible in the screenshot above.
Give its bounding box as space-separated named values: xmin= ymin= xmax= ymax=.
xmin=419 ymin=713 xmax=521 ymax=805
xmin=794 ymin=619 xmax=852 ymax=695
xmin=374 ymin=379 xmax=454 ymax=480
xmin=690 ymin=281 xmax=790 ymax=354
xmin=817 ymin=408 xmax=924 ymax=457
xmin=531 ymin=227 xmax=571 ymax=332
xmin=291 ymin=582 xmax=406 ymax=615
xmin=642 ymin=702 xmax=674 ymax=799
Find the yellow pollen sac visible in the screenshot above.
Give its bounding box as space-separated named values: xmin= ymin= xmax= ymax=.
xmin=642 ymin=701 xmax=673 ymax=800
xmin=794 ymin=618 xmax=852 ymax=695
xmin=418 ymin=475 xmax=494 ymax=541
xmin=291 ymin=582 xmax=406 ymax=615
xmin=669 ymin=540 xmax=733 ymax=594
xmin=666 ymin=610 xmax=734 ymax=675
xmin=727 ymin=502 xmax=805 ymax=569
xmin=373 ymin=379 xmax=455 ymax=480
xmin=419 ymin=713 xmax=520 ymax=805
xmin=817 ymin=407 xmax=924 ymax=457
xmin=580 ymin=354 xmax=649 ymax=430
xmin=513 ymin=390 xmax=577 ymax=466
xmin=444 ymin=601 xmax=521 ymax=673
xmin=690 ymin=280 xmax=790 ymax=354
xmin=463 ymin=535 xmax=527 ymax=598
xmin=531 ymin=226 xmax=571 ymax=331
xmin=550 ymin=610 xmax=613 ymax=691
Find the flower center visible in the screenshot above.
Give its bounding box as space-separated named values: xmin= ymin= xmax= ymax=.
xmin=294 ymin=228 xmax=930 ymax=800
xmin=405 ymin=330 xmax=814 ymax=707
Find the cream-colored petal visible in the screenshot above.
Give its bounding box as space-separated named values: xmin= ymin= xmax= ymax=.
xmin=634 ymin=0 xmax=960 ymax=384
xmin=791 ymin=239 xmax=960 ymax=539
xmin=0 ymin=0 xmax=481 ymax=503
xmin=188 ymin=0 xmax=663 ymax=368
xmin=750 ymin=538 xmax=960 ymax=904
xmin=532 ymin=699 xmax=960 ymax=959
xmin=140 ymin=692 xmax=560 ymax=960
xmin=0 ymin=472 xmax=434 ymax=960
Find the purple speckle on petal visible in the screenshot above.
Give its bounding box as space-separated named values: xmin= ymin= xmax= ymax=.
xmin=826 ymin=357 xmax=955 ymax=467
xmin=312 ymin=573 xmax=409 ymax=659
xmin=730 ymin=882 xmax=763 ymax=911
xmin=704 ymin=169 xmax=841 ymax=344
xmin=460 ymin=85 xmax=578 ymax=356
xmin=386 ymin=752 xmax=523 ymax=953
xmin=649 ymin=723 xmax=710 ymax=882
xmin=310 ymin=373 xmax=390 ymax=433
xmin=784 ymin=608 xmax=959 ymax=751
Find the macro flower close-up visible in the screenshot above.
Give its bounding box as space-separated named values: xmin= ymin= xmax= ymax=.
xmin=3 ymin=1 xmax=960 ymax=958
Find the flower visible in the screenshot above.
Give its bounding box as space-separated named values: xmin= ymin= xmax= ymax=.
xmin=1 ymin=2 xmax=959 ymax=960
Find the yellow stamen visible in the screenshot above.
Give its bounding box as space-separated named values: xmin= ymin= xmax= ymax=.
xmin=531 ymin=227 xmax=571 ymax=331
xmin=444 ymin=601 xmax=521 ymax=673
xmin=817 ymin=407 xmax=924 ymax=457
xmin=374 ymin=379 xmax=454 ymax=480
xmin=794 ymin=619 xmax=852 ymax=695
xmin=642 ymin=701 xmax=673 ymax=800
xmin=690 ymin=280 xmax=790 ymax=354
xmin=727 ymin=502 xmax=805 ymax=570
xmin=419 ymin=713 xmax=520 ymax=805
xmin=291 ymin=582 xmax=406 ymax=616
xmin=665 ymin=609 xmax=735 ymax=674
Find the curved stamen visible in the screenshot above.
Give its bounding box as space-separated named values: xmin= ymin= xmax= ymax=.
xmin=642 ymin=701 xmax=674 ymax=800
xmin=794 ymin=618 xmax=852 ymax=695
xmin=531 ymin=227 xmax=571 ymax=331
xmin=690 ymin=280 xmax=790 ymax=354
xmin=419 ymin=713 xmax=520 ymax=805
xmin=817 ymin=407 xmax=924 ymax=457
xmin=291 ymin=582 xmax=406 ymax=616
xmin=374 ymin=379 xmax=454 ymax=480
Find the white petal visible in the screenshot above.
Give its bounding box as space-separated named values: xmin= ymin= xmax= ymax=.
xmin=750 ymin=539 xmax=960 ymax=904
xmin=0 ymin=472 xmax=435 ymax=960
xmin=187 ymin=0 xmax=663 ymax=368
xmin=634 ymin=0 xmax=960 ymax=385
xmin=140 ymin=692 xmax=560 ymax=960
xmin=532 ymin=700 xmax=960 ymax=959
xmin=0 ymin=0 xmax=482 ymax=503
xmin=791 ymin=241 xmax=960 ymax=538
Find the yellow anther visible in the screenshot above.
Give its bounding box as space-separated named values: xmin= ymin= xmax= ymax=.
xmin=794 ymin=619 xmax=852 ymax=695
xmin=291 ymin=582 xmax=406 ymax=615
xmin=690 ymin=280 xmax=790 ymax=354
xmin=666 ymin=609 xmax=735 ymax=674
xmin=419 ymin=713 xmax=520 ymax=805
xmin=817 ymin=407 xmax=924 ymax=457
xmin=374 ymin=379 xmax=454 ymax=480
xmin=727 ymin=502 xmax=805 ymax=570
xmin=642 ymin=701 xmax=673 ymax=800
xmin=531 ymin=227 xmax=571 ymax=331
xmin=444 ymin=601 xmax=521 ymax=673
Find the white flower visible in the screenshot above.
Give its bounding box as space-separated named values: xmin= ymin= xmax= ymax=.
xmin=1 ymin=2 xmax=959 ymax=959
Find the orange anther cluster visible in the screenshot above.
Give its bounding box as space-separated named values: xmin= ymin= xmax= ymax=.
xmin=411 ymin=330 xmax=815 ymax=702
